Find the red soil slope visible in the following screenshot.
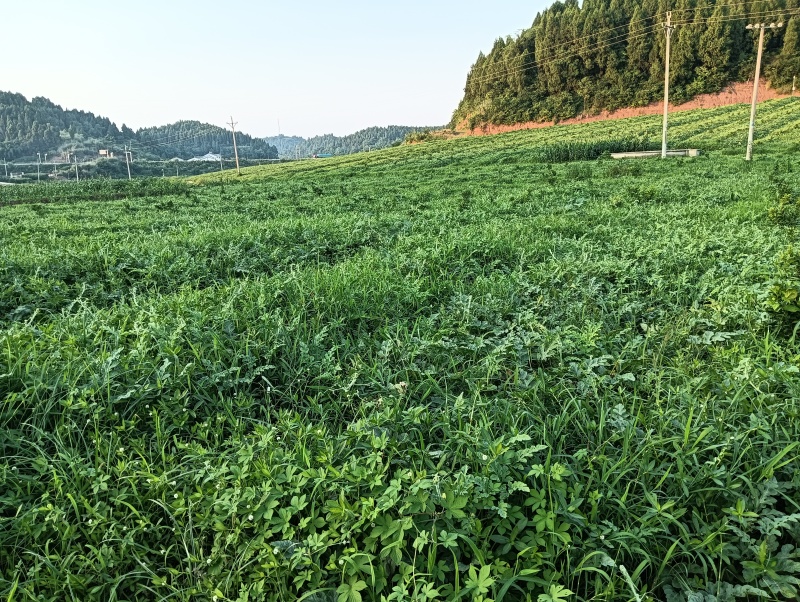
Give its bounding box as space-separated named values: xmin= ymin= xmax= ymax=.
xmin=456 ymin=81 xmax=790 ymax=136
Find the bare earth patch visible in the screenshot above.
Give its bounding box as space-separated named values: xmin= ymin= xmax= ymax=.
xmin=455 ymin=81 xmax=789 ymax=136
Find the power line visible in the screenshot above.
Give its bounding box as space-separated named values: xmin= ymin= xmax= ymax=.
xmin=466 ymin=7 xmax=795 ymax=88
xmin=463 ymin=7 xmax=798 ymax=89
xmin=465 ymin=26 xmax=661 ymax=87
xmin=124 ymin=125 xmax=226 ymax=150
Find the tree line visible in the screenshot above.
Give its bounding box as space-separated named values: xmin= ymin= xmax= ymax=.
xmin=0 ymin=92 xmax=277 ymax=161
xmin=265 ymin=125 xmax=438 ymax=158
xmin=452 ymin=0 xmax=800 ymax=128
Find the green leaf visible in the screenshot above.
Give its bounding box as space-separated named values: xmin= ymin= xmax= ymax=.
xmin=538 ymin=583 xmax=574 ymax=602
xmin=337 ymin=579 xmax=367 ymax=602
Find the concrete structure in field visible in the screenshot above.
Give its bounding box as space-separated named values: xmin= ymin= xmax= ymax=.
xmin=611 ymin=149 xmax=700 ymax=159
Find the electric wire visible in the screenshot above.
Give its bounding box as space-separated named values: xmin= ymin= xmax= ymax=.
xmin=463 ymin=7 xmax=798 ymax=89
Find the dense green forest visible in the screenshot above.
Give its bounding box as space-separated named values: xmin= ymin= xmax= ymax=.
xmin=265 ymin=125 xmax=437 ymax=158
xmin=452 ymin=0 xmax=800 ymax=127
xmin=0 ymin=92 xmax=277 ymax=161
xmin=264 ymin=135 xmax=306 ymax=158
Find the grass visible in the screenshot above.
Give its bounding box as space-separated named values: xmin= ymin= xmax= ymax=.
xmin=1 ymin=99 xmax=800 ymax=602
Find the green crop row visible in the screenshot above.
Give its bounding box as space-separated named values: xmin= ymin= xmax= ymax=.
xmin=0 ymin=178 xmax=190 ymax=206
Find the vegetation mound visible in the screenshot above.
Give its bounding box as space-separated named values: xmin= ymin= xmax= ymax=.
xmin=2 ymin=100 xmax=800 ymax=601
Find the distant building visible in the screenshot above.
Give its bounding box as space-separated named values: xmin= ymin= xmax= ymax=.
xmin=188 ymin=153 xmax=221 ymax=162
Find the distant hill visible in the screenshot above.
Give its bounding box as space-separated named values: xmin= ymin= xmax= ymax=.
xmin=0 ymin=92 xmax=277 ymax=161
xmin=452 ymin=0 xmax=800 ymax=128
xmin=266 ymin=135 xmax=306 ymax=158
xmin=265 ymin=125 xmax=439 ymax=158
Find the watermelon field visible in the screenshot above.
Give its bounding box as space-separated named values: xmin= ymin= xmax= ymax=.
xmin=2 ymin=98 xmax=800 ymax=601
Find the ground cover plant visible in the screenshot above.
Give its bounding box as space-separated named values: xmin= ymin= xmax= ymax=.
xmin=1 ymin=99 xmax=800 ymax=601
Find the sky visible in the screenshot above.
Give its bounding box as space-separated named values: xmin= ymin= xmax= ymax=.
xmin=2 ymin=0 xmax=551 ymax=138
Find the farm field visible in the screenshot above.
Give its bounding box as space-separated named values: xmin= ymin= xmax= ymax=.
xmin=2 ymin=99 xmax=800 ymax=602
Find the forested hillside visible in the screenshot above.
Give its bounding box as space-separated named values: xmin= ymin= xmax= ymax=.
xmin=0 ymin=92 xmax=277 ymax=161
xmin=265 ymin=125 xmax=436 ymax=158
xmin=264 ymin=135 xmax=305 ymax=158
xmin=136 ymin=121 xmax=276 ymax=161
xmin=452 ymin=0 xmax=800 ymax=127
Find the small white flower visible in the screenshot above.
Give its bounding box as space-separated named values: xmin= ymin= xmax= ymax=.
xmin=118 ymin=447 xmax=124 ymax=453
xmin=441 ymin=493 xmax=446 ymax=499
xmin=248 ymin=514 xmax=254 ymax=521
xmin=339 ymin=558 xmax=344 ymax=565
xmin=114 ymin=412 xmax=118 ymax=416
xmin=273 ymin=548 xmax=279 ymax=554
xmin=207 ymin=558 xmax=212 ymax=564
xmin=481 ymin=454 xmax=488 ymax=461
xmin=173 ymin=493 xmax=179 ymax=499
xmin=170 ymin=481 xmax=176 ymax=486
xmin=87 ymin=519 xmax=93 ymax=525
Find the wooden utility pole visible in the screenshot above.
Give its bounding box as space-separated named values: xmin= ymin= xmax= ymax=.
xmin=746 ymin=22 xmax=783 ymax=161
xmin=793 ymin=75 xmax=797 ymax=97
xmin=662 ymin=11 xmax=674 ymax=159
xmin=124 ymin=146 xmax=133 ymax=180
xmin=228 ymin=117 xmax=241 ymax=175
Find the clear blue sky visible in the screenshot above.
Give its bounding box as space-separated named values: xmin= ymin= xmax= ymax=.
xmin=3 ymin=0 xmax=550 ymax=138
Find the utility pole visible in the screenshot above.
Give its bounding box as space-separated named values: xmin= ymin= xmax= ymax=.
xmin=746 ymin=21 xmax=783 ymax=161
xmin=3 ymin=158 xmax=7 ymax=178
xmin=124 ymin=146 xmax=133 ymax=180
xmin=219 ymin=152 xmax=224 ymax=172
xmin=662 ymin=11 xmax=674 ymax=159
xmin=793 ymin=75 xmax=797 ymax=97
xmin=74 ymin=155 xmax=79 ymax=182
xmin=37 ymin=152 xmax=41 ymax=182
xmin=228 ymin=117 xmax=241 ymax=175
